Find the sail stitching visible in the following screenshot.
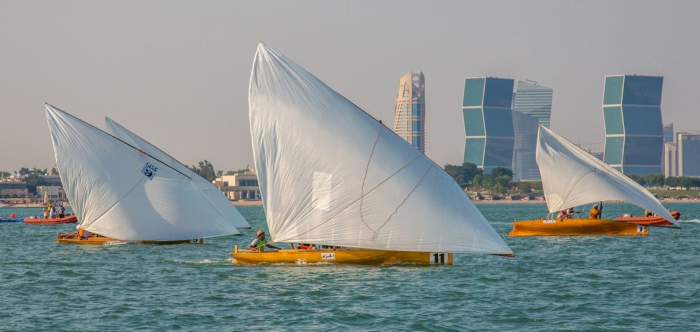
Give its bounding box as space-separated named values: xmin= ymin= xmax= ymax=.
xmin=369 ymin=164 xmax=433 ymax=241
xmin=359 ymin=125 xmax=383 ymax=238
xmin=86 ymin=176 xmax=147 ymax=230
xmin=274 ymin=154 xmax=422 ymax=243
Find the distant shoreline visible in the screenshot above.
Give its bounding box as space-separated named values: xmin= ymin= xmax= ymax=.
xmin=471 ymin=198 xmax=700 ymax=205
xmin=232 ymin=200 xmax=263 ymax=206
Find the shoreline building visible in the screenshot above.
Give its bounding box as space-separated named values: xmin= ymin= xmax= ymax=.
xmin=664 ymin=142 xmax=678 ymax=178
xmin=462 ymin=77 xmax=515 ymax=173
xmin=677 ymin=132 xmax=700 ymax=177
xmin=662 ymin=123 xmax=674 ymax=174
xmin=602 ymin=75 xmax=664 ymax=175
xmin=512 ymin=81 xmax=553 ymax=181
xmin=394 ymin=71 xmax=425 ymax=154
xmin=212 ymin=170 xmax=261 ymax=201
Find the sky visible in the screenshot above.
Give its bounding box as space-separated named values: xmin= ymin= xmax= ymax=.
xmin=1 ymin=0 xmax=699 ymax=174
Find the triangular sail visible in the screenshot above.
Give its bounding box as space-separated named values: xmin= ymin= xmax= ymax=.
xmin=46 ymin=104 xmax=242 ymax=240
xmin=249 ymin=43 xmax=512 ymax=255
xmin=537 ymin=126 xmax=677 ymax=225
xmin=104 ymin=117 xmax=250 ymax=230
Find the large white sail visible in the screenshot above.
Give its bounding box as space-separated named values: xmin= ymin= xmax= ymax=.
xmin=537 ymin=126 xmax=677 ymax=225
xmin=249 ymin=43 xmax=512 ymax=255
xmin=104 ymin=117 xmax=250 ymax=230
xmin=46 ymin=104 xmax=242 ymax=240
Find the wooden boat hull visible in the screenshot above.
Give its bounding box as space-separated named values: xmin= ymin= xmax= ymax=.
xmin=614 ymin=210 xmax=680 ymax=227
xmin=24 ymin=215 xmax=77 ymax=225
xmin=509 ymin=218 xmax=649 ymax=237
xmin=230 ymin=246 xmax=453 ymax=266
xmin=56 ymin=232 xmax=204 ymax=245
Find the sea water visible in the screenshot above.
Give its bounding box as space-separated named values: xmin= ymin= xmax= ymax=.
xmin=1 ymin=203 xmax=699 ymax=331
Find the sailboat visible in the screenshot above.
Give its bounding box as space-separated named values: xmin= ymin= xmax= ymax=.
xmin=230 ymin=43 xmax=513 ymax=265
xmin=46 ymin=104 xmax=250 ymax=245
xmin=509 ymin=126 xmax=679 ymax=236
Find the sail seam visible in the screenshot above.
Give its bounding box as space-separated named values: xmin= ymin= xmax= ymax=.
xmin=85 ymin=176 xmax=147 ymax=231
xmin=369 ymin=164 xmax=433 ymax=241
xmin=274 ymin=154 xmax=423 ymax=243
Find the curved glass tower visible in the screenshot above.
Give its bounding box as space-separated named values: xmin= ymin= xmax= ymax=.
xmin=602 ymin=75 xmax=664 ymax=175
xmin=394 ymin=71 xmax=425 ymax=154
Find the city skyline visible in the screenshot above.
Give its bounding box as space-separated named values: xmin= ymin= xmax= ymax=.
xmin=1 ymin=1 xmax=699 ymax=173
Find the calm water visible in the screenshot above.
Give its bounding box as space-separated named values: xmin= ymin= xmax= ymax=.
xmin=1 ymin=203 xmax=699 ymax=331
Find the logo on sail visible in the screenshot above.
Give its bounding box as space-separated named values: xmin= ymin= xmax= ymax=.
xmin=142 ymin=162 xmax=158 ymax=180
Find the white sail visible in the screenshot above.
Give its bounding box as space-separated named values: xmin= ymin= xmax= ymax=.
xmin=104 ymin=117 xmax=250 ymax=230
xmin=46 ymin=104 xmax=243 ymax=240
xmin=249 ymin=43 xmax=512 ymax=255
xmin=537 ymin=126 xmax=677 ymax=225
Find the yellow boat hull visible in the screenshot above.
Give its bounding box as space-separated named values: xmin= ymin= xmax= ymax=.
xmin=56 ymin=232 xmax=204 ymax=245
xmin=230 ymin=246 xmax=453 ymax=266
xmin=509 ymin=218 xmax=649 ymax=237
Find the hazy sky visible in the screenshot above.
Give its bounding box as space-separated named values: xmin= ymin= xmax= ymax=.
xmin=1 ymin=0 xmax=699 ymax=173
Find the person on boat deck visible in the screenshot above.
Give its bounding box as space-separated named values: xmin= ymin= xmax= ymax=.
xmin=295 ymin=243 xmax=316 ymax=250
xmin=77 ymin=224 xmax=91 ymax=239
xmin=49 ymin=206 xmax=57 ymax=219
xmin=566 ymin=208 xmax=575 ymax=219
xmin=589 ymin=203 xmax=602 ymax=219
xmin=644 ymin=210 xmax=653 ymax=217
xmin=249 ymin=230 xmax=281 ymax=252
xmin=557 ymin=209 xmax=567 ymax=220
xmin=58 ymin=204 xmax=65 ymax=218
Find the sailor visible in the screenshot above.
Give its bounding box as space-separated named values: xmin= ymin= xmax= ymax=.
xmin=557 ymin=209 xmax=567 ymax=220
xmin=77 ymin=224 xmax=91 ymax=239
xmin=249 ymin=230 xmax=281 ymax=252
xmin=589 ymin=204 xmax=602 ymax=219
xmin=566 ymin=208 xmax=575 ymax=219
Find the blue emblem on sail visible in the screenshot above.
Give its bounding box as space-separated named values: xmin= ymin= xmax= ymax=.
xmin=142 ymin=162 xmax=158 ymax=180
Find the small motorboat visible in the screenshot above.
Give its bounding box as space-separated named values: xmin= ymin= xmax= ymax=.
xmin=23 ymin=215 xmax=77 ymax=225
xmin=615 ymin=211 xmax=681 ymax=227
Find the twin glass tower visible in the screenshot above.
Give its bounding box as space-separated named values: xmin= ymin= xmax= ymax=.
xmin=459 ymin=74 xmax=665 ymax=179
xmin=461 ymin=78 xmax=552 ymax=179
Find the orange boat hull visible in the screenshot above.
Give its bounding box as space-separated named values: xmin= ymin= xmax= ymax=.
xmin=231 ymin=246 xmax=454 ymax=266
xmin=509 ymin=218 xmax=648 ymax=237
xmin=614 ymin=210 xmax=680 ymax=226
xmin=24 ymin=215 xmax=77 ymax=225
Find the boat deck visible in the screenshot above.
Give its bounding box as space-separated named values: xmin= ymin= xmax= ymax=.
xmin=56 ymin=232 xmax=204 ymax=245
xmin=231 ymin=246 xmax=453 ymax=266
xmin=510 ymin=218 xmax=649 ymax=237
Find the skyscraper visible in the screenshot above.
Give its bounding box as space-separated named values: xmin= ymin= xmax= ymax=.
xmin=511 ymin=110 xmax=540 ymax=181
xmin=511 ymin=81 xmax=552 ymax=181
xmin=513 ymin=81 xmax=553 ymax=128
xmin=677 ymin=132 xmax=700 ymax=177
xmin=664 ymin=142 xmax=677 ymax=178
xmin=663 ymin=123 xmax=674 ymax=144
xmin=662 ymin=123 xmax=674 ymax=174
xmin=462 ymin=77 xmax=514 ymax=173
xmin=602 ymin=75 xmax=664 ymax=175
xmin=394 ymin=71 xmax=425 ymax=154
